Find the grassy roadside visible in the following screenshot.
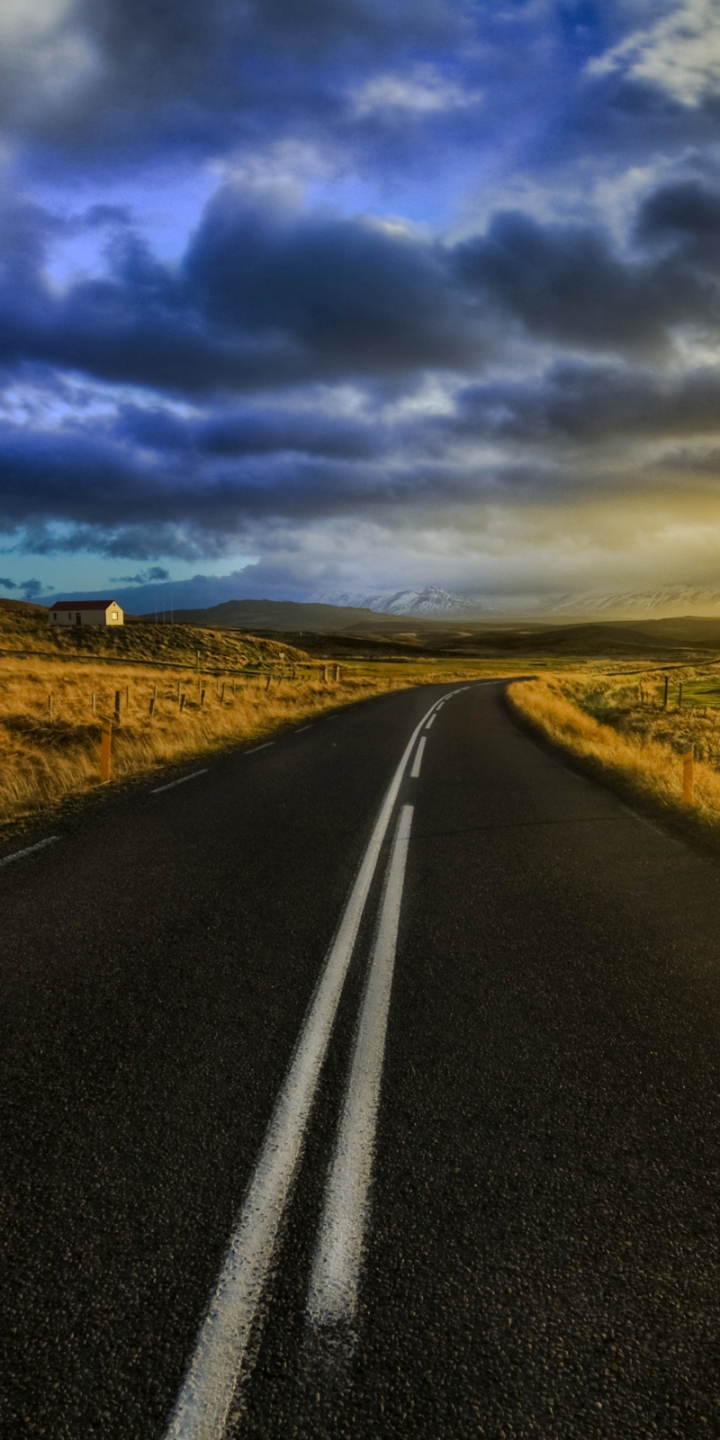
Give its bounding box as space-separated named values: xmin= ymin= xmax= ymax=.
xmin=507 ymin=672 xmax=720 ymax=849
xmin=0 ymin=603 xmax=513 ymax=831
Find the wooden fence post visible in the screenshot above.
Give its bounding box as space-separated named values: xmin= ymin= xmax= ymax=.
xmin=683 ymin=747 xmax=694 ymax=803
xmin=100 ymin=722 xmax=112 ymax=783
xmin=678 ymin=682 xmax=683 ymax=708
xmin=114 ymin=690 xmax=121 ymax=722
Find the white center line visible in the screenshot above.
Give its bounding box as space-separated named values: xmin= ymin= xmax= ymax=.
xmin=151 ymin=770 xmax=208 ymax=795
xmin=307 ymin=803 xmax=415 ymax=1331
xmin=0 ymin=836 xmax=60 ymax=868
xmin=162 ymin=702 xmax=442 ymax=1440
xmin=425 ymin=712 xmax=437 ymax=729
xmin=244 ymin=741 xmax=275 ymax=754
xmin=296 ymin=725 xmax=313 ymax=732
xmin=410 ymin=735 xmax=426 ymax=779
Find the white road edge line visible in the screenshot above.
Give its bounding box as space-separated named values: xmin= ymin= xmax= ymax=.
xmin=410 ymin=736 xmax=426 ymax=780
xmin=151 ymin=770 xmax=209 ymax=795
xmin=162 ymin=700 xmax=442 ymax=1440
xmin=244 ymin=742 xmax=275 ymax=754
xmin=307 ymin=803 xmax=414 ymax=1331
xmin=0 ymin=835 xmax=60 ymax=868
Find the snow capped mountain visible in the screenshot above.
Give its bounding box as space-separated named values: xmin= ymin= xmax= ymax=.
xmin=308 ymin=585 xmax=483 ymax=616
xmin=543 ymin=583 xmax=720 ymax=619
xmin=309 ymin=580 xmax=720 ymax=621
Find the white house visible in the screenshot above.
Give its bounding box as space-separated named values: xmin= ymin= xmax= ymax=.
xmin=49 ymin=600 xmax=124 ymax=627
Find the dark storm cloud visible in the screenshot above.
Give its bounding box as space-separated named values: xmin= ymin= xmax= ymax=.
xmin=0 ymin=416 xmax=400 ymax=560
xmin=0 ymin=0 xmax=469 ymax=167
xmin=113 ymin=399 xmax=388 ymax=462
xmin=110 ymin=566 xmax=170 ymax=584
xmin=184 ymin=192 xmax=481 ymax=373
xmin=0 ymin=194 xmax=486 ymax=392
xmin=448 ymin=363 xmax=720 ymax=446
xmin=5 ymin=176 xmax=720 ymax=410
xmin=455 ymin=209 xmax=714 ymax=355
xmin=0 ymin=575 xmax=48 ymax=597
xmin=635 ymin=181 xmax=720 ymax=266
xmin=0 ymin=392 xmax=551 ymax=562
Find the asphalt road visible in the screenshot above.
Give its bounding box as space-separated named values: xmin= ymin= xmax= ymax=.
xmin=2 ymin=681 xmax=720 ymax=1439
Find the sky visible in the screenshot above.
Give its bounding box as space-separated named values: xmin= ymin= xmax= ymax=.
xmin=2 ymin=0 xmax=720 ymax=610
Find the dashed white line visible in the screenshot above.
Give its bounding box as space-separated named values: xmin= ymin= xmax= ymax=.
xmin=425 ymin=712 xmax=437 ymax=729
xmin=307 ymin=803 xmax=415 ymax=1331
xmin=162 ymin=701 xmax=442 ymax=1440
xmin=0 ymin=836 xmax=60 ymax=868
xmin=296 ymin=725 xmax=313 ymax=732
xmin=151 ymin=769 xmax=209 ymax=795
xmin=410 ymin=736 xmax=426 ymax=779
xmin=244 ymin=741 xmax=275 ymax=754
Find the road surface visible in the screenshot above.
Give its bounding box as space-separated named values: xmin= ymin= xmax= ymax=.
xmin=1 ymin=681 xmax=719 ymax=1438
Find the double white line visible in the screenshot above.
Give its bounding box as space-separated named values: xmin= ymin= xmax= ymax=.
xmin=164 ymin=692 xmax=454 ymax=1440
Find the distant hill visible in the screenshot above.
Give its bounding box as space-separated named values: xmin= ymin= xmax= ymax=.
xmin=309 ymin=585 xmax=482 ymax=617
xmin=144 ymin=598 xmax=403 ymax=632
xmin=309 ymin=580 xmax=720 ymax=622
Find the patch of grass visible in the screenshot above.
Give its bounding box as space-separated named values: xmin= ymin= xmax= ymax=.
xmin=507 ymin=670 xmax=720 ymax=847
xmin=0 ymin=608 xmax=518 ymax=829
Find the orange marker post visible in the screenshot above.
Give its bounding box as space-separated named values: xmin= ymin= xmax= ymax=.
xmin=100 ymin=721 xmax=112 ymax=783
xmin=682 ymin=746 xmax=694 ymax=803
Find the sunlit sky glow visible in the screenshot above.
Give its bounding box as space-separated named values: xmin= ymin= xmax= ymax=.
xmin=2 ymin=0 xmax=720 ymax=610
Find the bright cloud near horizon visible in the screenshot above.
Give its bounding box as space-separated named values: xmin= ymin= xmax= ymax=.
xmin=2 ymin=0 xmax=720 ymax=610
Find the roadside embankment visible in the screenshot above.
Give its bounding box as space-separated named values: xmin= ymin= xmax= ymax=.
xmin=0 ymin=602 xmax=499 ymax=827
xmin=0 ymin=657 xmax=393 ymax=827
xmin=507 ymin=671 xmax=720 ymax=847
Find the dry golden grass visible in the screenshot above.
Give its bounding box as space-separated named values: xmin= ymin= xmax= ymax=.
xmin=0 ymin=653 xmax=397 ymax=826
xmin=507 ymin=673 xmax=720 ymax=839
xmin=0 ymin=602 xmax=513 ymax=829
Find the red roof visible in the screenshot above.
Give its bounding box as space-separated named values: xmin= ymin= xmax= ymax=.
xmin=49 ymin=599 xmax=121 ymax=611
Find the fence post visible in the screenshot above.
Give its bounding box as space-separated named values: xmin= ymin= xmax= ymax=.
xmin=678 ymin=682 xmax=683 ymax=708
xmin=683 ymin=746 xmax=694 ymax=803
xmin=179 ymin=693 xmax=185 ymax=712
xmin=100 ymin=722 xmax=112 ymax=783
xmin=114 ymin=690 xmax=121 ymax=722
xmin=149 ymin=696 xmax=155 ymax=717
xmin=48 ymin=694 xmax=53 ymax=719
xmin=663 ymin=675 xmax=669 ymax=709
xmin=200 ymin=689 xmax=205 ymax=707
